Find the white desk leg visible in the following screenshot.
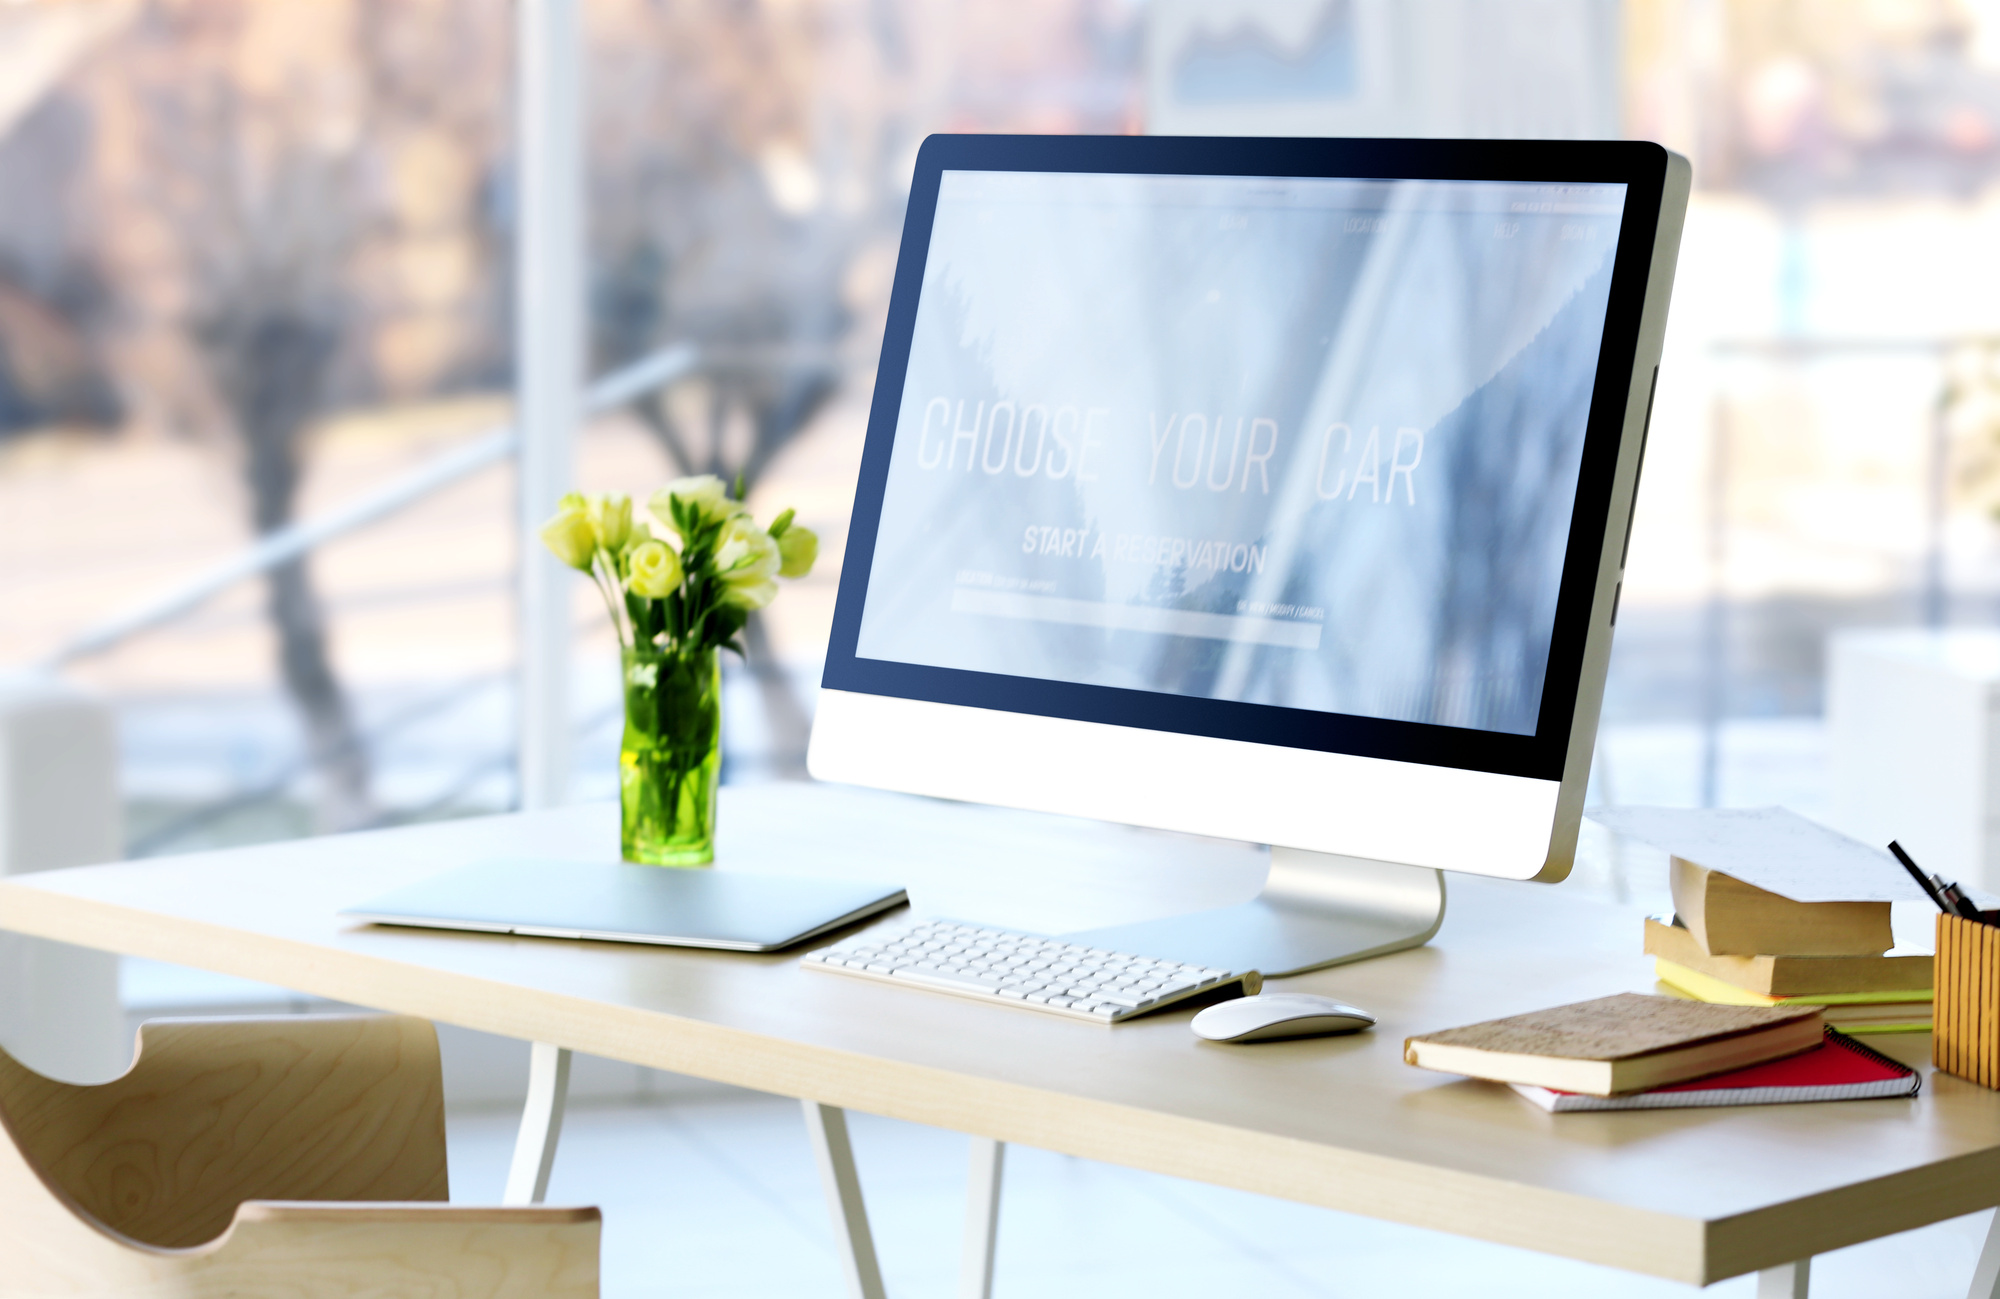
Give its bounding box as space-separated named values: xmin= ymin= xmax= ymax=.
xmin=502 ymin=1041 xmax=572 ymax=1205
xmin=1969 ymin=1209 xmax=2000 ymax=1298
xmin=802 ymin=1101 xmax=887 ymax=1299
xmin=1758 ymin=1258 xmax=1810 ymax=1299
xmin=960 ymin=1136 xmax=1005 ymax=1299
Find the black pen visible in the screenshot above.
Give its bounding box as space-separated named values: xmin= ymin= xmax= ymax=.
xmin=1888 ymin=840 xmax=1955 ymax=915
xmin=1935 ymin=875 xmax=1985 ymax=920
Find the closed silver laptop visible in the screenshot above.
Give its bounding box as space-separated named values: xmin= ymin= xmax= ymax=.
xmin=343 ymin=859 xmax=906 ymax=952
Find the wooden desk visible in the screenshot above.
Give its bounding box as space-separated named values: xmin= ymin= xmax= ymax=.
xmin=2 ymin=783 xmax=1997 ymax=1296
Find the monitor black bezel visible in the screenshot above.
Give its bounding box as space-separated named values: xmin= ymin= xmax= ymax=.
xmin=822 ymin=134 xmax=1669 ymax=783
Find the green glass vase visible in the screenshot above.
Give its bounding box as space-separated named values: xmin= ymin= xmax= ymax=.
xmin=620 ymin=646 xmax=721 ymax=865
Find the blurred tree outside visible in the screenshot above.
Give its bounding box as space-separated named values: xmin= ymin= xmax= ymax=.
xmin=0 ymin=0 xmax=1144 ymax=835
xmin=582 ymin=0 xmax=1141 ymax=766
xmin=55 ymin=0 xmax=512 ymax=830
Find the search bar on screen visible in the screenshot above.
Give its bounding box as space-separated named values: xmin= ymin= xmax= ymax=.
xmin=950 ymin=589 xmax=1322 ymax=650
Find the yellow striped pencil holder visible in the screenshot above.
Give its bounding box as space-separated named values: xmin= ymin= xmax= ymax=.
xmin=1935 ymin=913 xmax=2000 ymax=1088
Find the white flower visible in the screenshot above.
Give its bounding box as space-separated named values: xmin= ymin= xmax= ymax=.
xmin=589 ymin=494 xmax=633 ymax=552
xmin=627 ymin=539 xmax=683 ymax=598
xmin=714 ymin=514 xmax=781 ymax=609
xmin=649 ymin=475 xmax=741 ymax=539
xmin=538 ymin=494 xmax=597 ymax=571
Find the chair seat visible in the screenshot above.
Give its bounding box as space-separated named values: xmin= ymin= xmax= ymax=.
xmin=0 ymin=1014 xmax=599 ymax=1298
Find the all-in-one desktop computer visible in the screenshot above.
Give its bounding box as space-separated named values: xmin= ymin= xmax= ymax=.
xmin=808 ymin=134 xmax=1691 ymax=984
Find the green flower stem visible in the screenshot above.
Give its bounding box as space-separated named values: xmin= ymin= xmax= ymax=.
xmin=620 ymin=646 xmax=721 ymax=865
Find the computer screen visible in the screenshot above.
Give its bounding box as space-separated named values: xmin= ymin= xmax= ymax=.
xmin=813 ymin=136 xmax=1686 ymax=899
xmin=855 ymin=170 xmax=1627 ymax=739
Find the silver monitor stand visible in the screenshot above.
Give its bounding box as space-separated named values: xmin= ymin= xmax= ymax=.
xmin=1062 ymin=847 xmax=1447 ymax=978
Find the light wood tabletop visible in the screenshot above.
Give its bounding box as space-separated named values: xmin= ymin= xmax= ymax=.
xmin=1 ymin=782 xmax=1994 ymax=1288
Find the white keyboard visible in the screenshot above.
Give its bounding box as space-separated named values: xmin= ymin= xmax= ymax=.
xmin=800 ymin=918 xmax=1260 ymax=1023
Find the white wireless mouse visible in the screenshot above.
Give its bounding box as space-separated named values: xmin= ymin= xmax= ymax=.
xmin=1191 ymin=993 xmax=1376 ymax=1043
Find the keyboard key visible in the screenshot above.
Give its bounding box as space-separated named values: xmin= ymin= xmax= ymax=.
xmin=894 ymin=965 xmax=1008 ymax=996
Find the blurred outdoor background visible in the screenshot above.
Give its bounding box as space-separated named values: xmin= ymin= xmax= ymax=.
xmin=15 ymin=5 xmax=2000 ymax=1295
xmin=4 ymin=0 xmax=2000 ymax=885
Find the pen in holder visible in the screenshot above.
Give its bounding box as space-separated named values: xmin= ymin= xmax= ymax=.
xmin=1934 ymin=911 xmax=2000 ymax=1088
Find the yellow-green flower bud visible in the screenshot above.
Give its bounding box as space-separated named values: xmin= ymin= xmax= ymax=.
xmin=715 ymin=514 xmax=782 ymax=609
xmin=590 ymin=493 xmax=632 ymax=552
xmin=649 ymin=474 xmax=741 ymax=538
xmin=719 ymin=575 xmax=778 ymax=609
xmin=767 ymin=507 xmax=795 ymax=538
xmin=776 ymin=524 xmax=817 ymax=578
xmin=538 ymin=502 xmax=597 ymax=571
xmin=626 ymin=539 xmax=682 ymax=598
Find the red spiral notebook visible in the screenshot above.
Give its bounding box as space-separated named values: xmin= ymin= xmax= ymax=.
xmin=1512 ymin=1028 xmax=1920 ymax=1112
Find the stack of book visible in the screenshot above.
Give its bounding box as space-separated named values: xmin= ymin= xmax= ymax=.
xmin=1647 ymin=854 xmax=1933 ymax=1034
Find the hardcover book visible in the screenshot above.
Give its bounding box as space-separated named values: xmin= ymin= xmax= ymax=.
xmin=1404 ymin=993 xmax=1825 ymax=1097
xmin=1642 ymin=915 xmax=1931 ymax=997
xmin=1669 ymin=857 xmax=1891 ymax=958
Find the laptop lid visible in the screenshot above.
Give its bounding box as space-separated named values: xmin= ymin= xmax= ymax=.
xmin=343 ymin=859 xmax=908 ymax=953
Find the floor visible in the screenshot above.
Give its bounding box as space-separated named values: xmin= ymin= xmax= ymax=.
xmin=443 ymin=1090 xmax=1996 ymax=1299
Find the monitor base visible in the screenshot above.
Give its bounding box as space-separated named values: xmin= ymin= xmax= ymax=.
xmin=1061 ymin=847 xmax=1446 ymax=979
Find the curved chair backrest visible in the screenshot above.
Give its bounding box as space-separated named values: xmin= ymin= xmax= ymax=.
xmin=0 ymin=1014 xmax=448 ymax=1250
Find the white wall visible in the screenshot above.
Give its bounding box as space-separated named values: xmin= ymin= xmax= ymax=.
xmin=0 ymin=673 xmax=128 ymax=1083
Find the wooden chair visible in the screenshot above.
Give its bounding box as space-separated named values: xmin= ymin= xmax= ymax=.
xmin=0 ymin=1013 xmax=599 ymax=1298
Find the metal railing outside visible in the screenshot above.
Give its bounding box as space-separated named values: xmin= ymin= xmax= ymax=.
xmin=35 ymin=342 xmax=703 ymax=855
xmin=40 ymin=342 xmax=699 ymax=671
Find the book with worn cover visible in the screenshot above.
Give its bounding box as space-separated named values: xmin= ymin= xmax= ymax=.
xmin=1403 ymin=993 xmax=1825 ymax=1096
xmin=1642 ymin=914 xmax=1932 ymax=997
xmin=1511 ymin=1028 xmax=1920 ymax=1112
xmin=1669 ymin=857 xmax=1891 ymax=957
xmin=1654 ymin=959 xmax=1931 ymax=1034
xmin=1591 ymin=806 xmax=1981 ymax=957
